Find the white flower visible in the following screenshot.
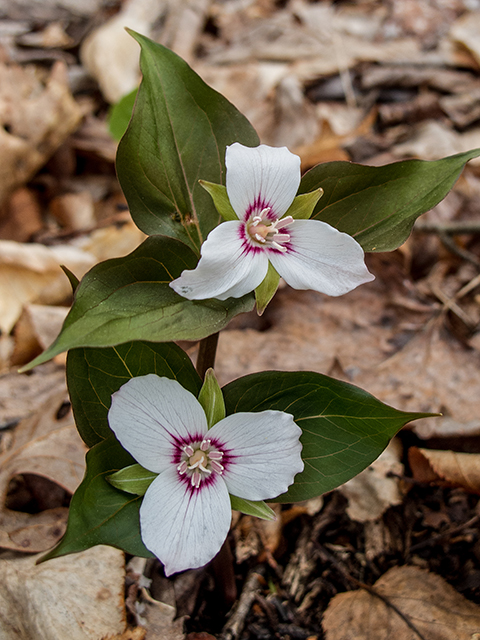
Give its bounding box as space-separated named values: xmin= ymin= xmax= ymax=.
xmin=108 ymin=374 xmax=304 ymax=576
xmin=170 ymin=143 xmax=374 ymax=301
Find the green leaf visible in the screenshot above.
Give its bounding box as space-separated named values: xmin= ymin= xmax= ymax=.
xmin=300 ymin=148 xmax=480 ymax=252
xmin=116 ymin=31 xmax=259 ymax=252
xmin=223 ymin=371 xmax=433 ymax=503
xmin=60 ymin=265 xmax=79 ymax=294
xmin=230 ymin=496 xmax=276 ymax=521
xmin=198 ymin=368 xmax=226 ymax=428
xmin=108 ymin=88 xmax=137 ymax=141
xmin=22 ymin=236 xmax=254 ymax=369
xmin=255 ymin=262 xmax=280 ymax=316
xmin=42 ymin=437 xmax=154 ymax=561
xmin=200 ymin=181 xmax=238 ymax=221
xmin=67 ymin=340 xmax=202 ymax=447
xmin=107 ymin=464 xmax=157 ymax=496
xmin=285 ymin=188 xmax=324 ymax=220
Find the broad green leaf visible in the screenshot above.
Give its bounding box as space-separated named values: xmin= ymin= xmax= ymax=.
xmin=200 ymin=181 xmax=238 ymax=221
xmin=42 ymin=437 xmax=153 ymax=561
xmin=285 ymin=188 xmax=323 ymax=220
xmin=230 ymin=496 xmax=276 ymax=521
xmin=107 ymin=464 xmax=157 ymax=496
xmin=116 ymin=31 xmax=259 ymax=251
xmin=22 ymin=236 xmax=254 ymax=369
xmin=198 ymin=368 xmax=226 ymax=428
xmin=67 ymin=340 xmax=202 ymax=447
xmin=300 ymin=148 xmax=480 ymax=252
xmin=255 ymin=262 xmax=280 ymax=316
xmin=108 ymin=88 xmax=137 ymax=141
xmin=60 ymin=265 xmax=79 ymax=293
xmin=223 ymin=371 xmax=433 ymax=503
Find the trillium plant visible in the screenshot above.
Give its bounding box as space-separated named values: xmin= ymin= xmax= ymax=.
xmin=28 ymin=31 xmax=480 ymax=580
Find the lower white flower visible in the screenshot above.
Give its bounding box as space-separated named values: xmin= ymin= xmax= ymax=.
xmin=170 ymin=143 xmax=374 ymax=301
xmin=108 ymin=374 xmax=304 ymax=576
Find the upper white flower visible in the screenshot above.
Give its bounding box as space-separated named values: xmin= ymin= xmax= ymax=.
xmin=108 ymin=374 xmax=304 ymax=576
xmin=170 ymin=143 xmax=374 ymax=301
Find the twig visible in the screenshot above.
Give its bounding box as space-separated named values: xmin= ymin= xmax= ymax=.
xmin=415 ymin=220 xmax=480 ymax=235
xmin=220 ymin=568 xmax=264 ymax=640
xmin=409 ymin=514 xmax=480 ymax=553
xmin=315 ymin=543 xmax=429 ymax=640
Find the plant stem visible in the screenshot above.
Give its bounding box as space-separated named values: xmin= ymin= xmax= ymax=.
xmin=196 ymin=332 xmax=220 ymax=378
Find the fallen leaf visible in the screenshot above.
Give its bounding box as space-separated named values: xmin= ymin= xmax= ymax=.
xmin=409 ymin=447 xmax=480 ymax=494
xmin=0 ymin=388 xmax=86 ymax=552
xmin=0 ymin=545 xmax=126 ymax=640
xmin=11 ymin=304 xmax=69 ymax=367
xmin=0 ymin=60 xmax=82 ymax=206
xmin=339 ymin=439 xmax=404 ymax=523
xmin=323 ymin=565 xmax=480 ymax=639
xmin=0 ymin=239 xmax=95 ymax=334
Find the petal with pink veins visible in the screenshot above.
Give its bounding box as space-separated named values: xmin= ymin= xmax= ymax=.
xmin=269 ymin=219 xmax=374 ymax=297
xmin=140 ymin=467 xmax=232 ymax=576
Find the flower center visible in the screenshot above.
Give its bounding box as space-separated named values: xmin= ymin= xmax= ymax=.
xmin=177 ymin=438 xmax=224 ymax=489
xmin=246 ymin=208 xmax=294 ymax=253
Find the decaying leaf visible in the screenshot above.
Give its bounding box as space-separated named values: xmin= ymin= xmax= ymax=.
xmin=11 ymin=304 xmax=69 ymax=367
xmin=409 ymin=447 xmax=480 ymax=494
xmin=339 ymin=439 xmax=404 ymax=523
xmin=0 ymin=60 xmax=82 ymax=206
xmin=0 ymin=545 xmax=126 ymax=640
xmin=0 ymin=388 xmax=86 ymax=552
xmin=323 ymin=565 xmax=480 ymax=640
xmin=0 ymin=239 xmax=95 ymax=334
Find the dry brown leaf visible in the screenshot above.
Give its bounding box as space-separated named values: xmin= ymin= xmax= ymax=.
xmin=0 ymin=388 xmax=86 ymax=552
xmin=0 ymin=545 xmax=126 ymax=640
xmin=409 ymin=447 xmax=480 ymax=494
xmin=0 ymin=60 xmax=82 ymax=206
xmin=339 ymin=439 xmax=404 ymax=523
xmin=216 ymin=282 xmax=480 ymax=439
xmin=0 ymin=239 xmax=95 ymax=333
xmin=11 ymin=304 xmax=69 ymax=367
xmin=323 ymin=565 xmax=480 ymax=640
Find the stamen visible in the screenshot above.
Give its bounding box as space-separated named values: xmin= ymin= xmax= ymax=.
xmin=210 ymin=460 xmax=224 ymax=473
xmin=209 ymin=451 xmax=223 ymax=460
xmin=271 ymin=240 xmax=288 ymax=252
xmin=177 ymin=461 xmax=188 ymax=474
xmin=255 ymin=234 xmax=266 ymax=243
xmin=183 ymin=444 xmax=194 ymax=457
xmin=275 ymin=215 xmax=294 ymax=230
xmin=274 ymin=233 xmax=290 ymax=242
xmin=200 ymin=439 xmax=211 ymax=451
xmin=259 ymin=207 xmax=271 ymax=216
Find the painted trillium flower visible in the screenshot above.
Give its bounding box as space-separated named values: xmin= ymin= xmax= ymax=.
xmin=170 ymin=143 xmax=374 ymax=301
xmin=108 ymin=374 xmax=304 ymax=576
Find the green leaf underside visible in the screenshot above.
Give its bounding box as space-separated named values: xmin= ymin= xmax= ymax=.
xmin=198 ymin=369 xmax=226 ymax=429
xmin=223 ymin=371 xmax=433 ymax=503
xmin=107 ymin=464 xmax=157 ymax=496
xmin=67 ymin=340 xmax=202 ymax=447
xmin=116 ymin=31 xmax=259 ymax=252
xmin=41 ymin=437 xmax=153 ymax=562
xmin=108 ymin=88 xmax=137 ymax=142
xmin=300 ymin=148 xmax=480 ymax=252
xmin=23 ymin=235 xmax=254 ymax=370
xmin=230 ymin=496 xmax=276 ymax=521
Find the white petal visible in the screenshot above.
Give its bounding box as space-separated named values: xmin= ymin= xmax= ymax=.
xmin=140 ymin=467 xmax=232 ymax=576
xmin=170 ymin=220 xmax=269 ymax=300
xmin=226 ymin=143 xmax=301 ymax=220
xmin=108 ymin=375 xmax=207 ymax=473
xmin=269 ymin=219 xmax=374 ymax=296
xmin=209 ymin=411 xmax=304 ymax=501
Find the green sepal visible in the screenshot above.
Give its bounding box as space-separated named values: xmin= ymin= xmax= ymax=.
xmin=255 ymin=262 xmax=280 ymax=315
xmin=198 ymin=368 xmax=226 ymax=428
xmin=230 ymin=495 xmax=276 ymax=521
xmin=285 ymin=188 xmax=324 ymax=220
xmin=200 ymin=181 xmax=238 ymax=222
xmin=107 ymin=463 xmax=157 ymax=496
